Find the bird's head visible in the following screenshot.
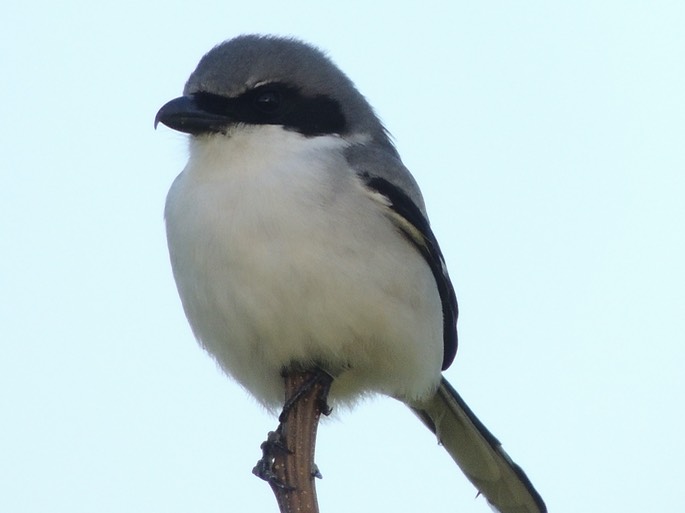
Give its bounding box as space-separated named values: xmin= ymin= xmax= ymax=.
xmin=155 ymin=34 xmax=391 ymax=148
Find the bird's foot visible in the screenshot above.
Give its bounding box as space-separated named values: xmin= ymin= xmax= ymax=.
xmin=252 ymin=429 xmax=294 ymax=491
xmin=278 ymin=368 xmax=334 ymax=423
xmin=254 ymin=369 xmax=333 ymax=498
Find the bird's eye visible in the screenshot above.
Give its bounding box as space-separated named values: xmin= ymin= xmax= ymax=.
xmin=254 ymin=90 xmax=282 ymax=113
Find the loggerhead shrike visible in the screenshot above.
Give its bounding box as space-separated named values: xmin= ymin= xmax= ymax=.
xmin=156 ymin=34 xmax=546 ymax=513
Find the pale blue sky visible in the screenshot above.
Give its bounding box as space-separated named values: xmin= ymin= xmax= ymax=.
xmin=2 ymin=2 xmax=684 ymax=512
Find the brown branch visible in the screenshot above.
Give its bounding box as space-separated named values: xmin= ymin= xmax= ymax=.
xmin=254 ymin=370 xmax=332 ymax=513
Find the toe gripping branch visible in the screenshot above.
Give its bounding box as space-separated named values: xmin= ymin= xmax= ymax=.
xmin=253 ymin=369 xmax=333 ymax=513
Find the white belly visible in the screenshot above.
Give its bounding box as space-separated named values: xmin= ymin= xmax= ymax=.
xmin=164 ymin=128 xmax=443 ymax=410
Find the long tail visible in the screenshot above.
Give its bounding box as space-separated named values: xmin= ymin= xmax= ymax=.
xmin=410 ymin=377 xmax=547 ymax=513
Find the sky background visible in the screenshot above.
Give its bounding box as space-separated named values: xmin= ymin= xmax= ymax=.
xmin=2 ymin=1 xmax=684 ymax=512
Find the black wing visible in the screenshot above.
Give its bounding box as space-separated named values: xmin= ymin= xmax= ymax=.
xmin=359 ymin=173 xmax=458 ymax=369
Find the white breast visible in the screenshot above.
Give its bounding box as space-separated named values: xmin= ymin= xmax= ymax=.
xmin=165 ymin=126 xmax=443 ymax=410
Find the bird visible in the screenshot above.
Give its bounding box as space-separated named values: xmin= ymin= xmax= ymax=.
xmin=155 ymin=34 xmax=546 ymax=513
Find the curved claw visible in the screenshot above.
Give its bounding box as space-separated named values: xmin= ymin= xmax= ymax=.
xmin=253 ymin=430 xmax=295 ymax=490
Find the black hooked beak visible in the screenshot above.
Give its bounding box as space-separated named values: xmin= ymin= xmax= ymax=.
xmin=154 ymin=95 xmax=232 ymax=135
